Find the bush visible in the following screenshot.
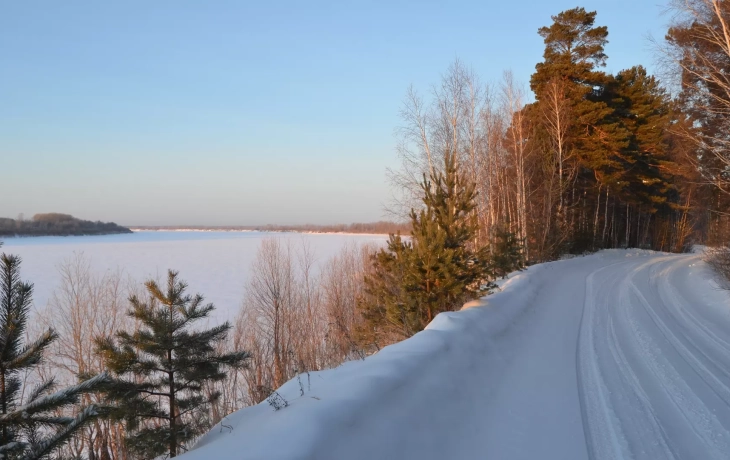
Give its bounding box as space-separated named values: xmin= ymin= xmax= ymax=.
xmin=706 ymin=246 xmax=730 ymax=287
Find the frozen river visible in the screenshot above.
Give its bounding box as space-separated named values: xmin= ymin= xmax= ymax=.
xmin=0 ymin=231 xmax=388 ymax=322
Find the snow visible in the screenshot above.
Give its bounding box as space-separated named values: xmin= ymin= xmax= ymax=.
xmin=0 ymin=231 xmax=387 ymax=322
xmin=180 ymin=249 xmax=730 ymax=460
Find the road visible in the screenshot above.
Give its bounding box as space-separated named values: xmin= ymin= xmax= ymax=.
xmin=477 ymin=251 xmax=730 ymax=460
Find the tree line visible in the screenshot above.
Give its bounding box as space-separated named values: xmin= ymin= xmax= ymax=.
xmin=0 ymin=214 xmax=131 ymax=238
xmin=390 ymin=4 xmax=730 ymax=262
xmin=131 ymin=221 xmax=410 ymax=235
xmin=3 ymin=3 xmax=730 ymax=458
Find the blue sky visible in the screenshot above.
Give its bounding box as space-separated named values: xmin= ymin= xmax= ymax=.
xmin=1 ymin=1 xmax=668 ymax=225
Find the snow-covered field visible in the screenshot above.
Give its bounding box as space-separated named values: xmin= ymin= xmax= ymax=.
xmin=0 ymin=231 xmax=387 ymax=322
xmin=181 ymin=249 xmax=730 ymax=460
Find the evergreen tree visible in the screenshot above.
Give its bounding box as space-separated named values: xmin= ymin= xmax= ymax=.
xmin=359 ymin=153 xmax=493 ymax=341
xmin=523 ymin=7 xmax=688 ymax=252
xmin=531 ymin=7 xmax=608 ymax=96
xmin=610 ymin=66 xmax=678 ymax=213
xmin=95 ymin=270 xmax=250 ymax=459
xmin=492 ymin=226 xmax=525 ymax=279
xmin=0 ymin=251 xmax=108 ymax=460
xmin=529 ymin=8 xmax=634 ymax=247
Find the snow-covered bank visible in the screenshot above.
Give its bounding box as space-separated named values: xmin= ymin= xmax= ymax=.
xmin=186 ymin=260 xmax=546 ymax=460
xmin=181 ymin=250 xmax=730 ymax=460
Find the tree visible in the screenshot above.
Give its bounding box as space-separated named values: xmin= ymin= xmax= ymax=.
xmin=321 ymin=243 xmax=374 ymax=364
xmin=529 ymin=8 xmax=630 ymax=250
xmin=661 ymin=0 xmax=730 ymax=244
xmin=501 ymin=72 xmax=531 ymax=259
xmin=492 ymin=226 xmax=525 ymax=279
xmin=610 ymin=67 xmax=678 ymax=212
xmin=95 ymin=271 xmax=250 ymax=458
xmin=236 ymin=239 xmax=328 ymax=405
xmin=523 ymin=7 xmax=691 ymax=252
xmin=664 ymin=0 xmax=730 ymax=196
xmin=360 ymin=152 xmax=493 ymax=341
xmin=531 ymin=7 xmax=609 ymax=96
xmin=38 ymin=253 xmax=132 ymax=460
xmin=0 ymin=251 xmax=108 ymax=460
xmin=539 ymin=76 xmax=572 ymax=220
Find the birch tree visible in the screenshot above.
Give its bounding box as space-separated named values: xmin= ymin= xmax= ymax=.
xmin=664 ymin=0 xmax=730 ymax=195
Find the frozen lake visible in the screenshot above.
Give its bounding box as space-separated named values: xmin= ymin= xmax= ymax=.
xmin=0 ymin=231 xmax=388 ymax=322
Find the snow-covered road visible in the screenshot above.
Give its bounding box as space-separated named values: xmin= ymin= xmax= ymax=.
xmin=183 ymin=250 xmax=730 ymax=460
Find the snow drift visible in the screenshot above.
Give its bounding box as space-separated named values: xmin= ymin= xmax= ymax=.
xmin=181 ymin=250 xmax=730 ymax=460
xmin=184 ymin=261 xmax=545 ymax=460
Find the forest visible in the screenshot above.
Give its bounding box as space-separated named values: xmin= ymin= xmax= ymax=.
xmin=2 ymin=2 xmax=730 ymax=459
xmin=0 ymin=214 xmax=132 ymax=237
xmin=387 ymin=5 xmax=729 ymax=260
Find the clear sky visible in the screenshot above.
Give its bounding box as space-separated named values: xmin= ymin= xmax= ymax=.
xmin=1 ymin=1 xmax=669 ymax=226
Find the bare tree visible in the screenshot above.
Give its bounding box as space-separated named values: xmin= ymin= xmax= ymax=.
xmin=660 ymin=0 xmax=730 ymax=194
xmin=231 ymin=239 xmax=383 ymax=406
xmin=389 ymin=86 xmax=436 ymax=217
xmin=294 ymin=238 xmax=326 ymax=373
xmin=540 ymin=77 xmax=571 ymax=216
xmin=501 ymin=72 xmax=531 ymax=256
xmin=706 ymin=244 xmax=730 ymax=287
xmin=389 ymin=60 xmax=479 ymax=217
xmin=321 ymin=243 xmax=375 ymax=364
xmin=235 ymin=239 xmax=327 ymax=405
xmin=37 ymin=253 xmax=133 ymax=460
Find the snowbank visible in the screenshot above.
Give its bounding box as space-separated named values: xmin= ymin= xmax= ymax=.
xmin=181 ymin=249 xmax=730 ymax=460
xmin=183 ymin=264 xmax=548 ymax=460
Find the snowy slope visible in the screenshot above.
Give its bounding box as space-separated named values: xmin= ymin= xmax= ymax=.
xmin=181 ymin=250 xmax=730 ymax=460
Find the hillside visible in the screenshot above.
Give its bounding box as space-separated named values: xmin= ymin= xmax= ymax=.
xmin=180 ymin=250 xmax=730 ymax=460
xmin=0 ymin=213 xmax=132 ymax=237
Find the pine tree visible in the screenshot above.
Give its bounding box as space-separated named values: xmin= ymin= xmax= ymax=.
xmin=531 ymin=7 xmax=608 ymax=96
xmin=528 ymin=7 xmax=629 ymax=250
xmin=610 ymin=66 xmax=678 ymax=213
xmin=359 ymin=153 xmax=493 ymax=341
xmin=492 ymin=226 xmax=525 ymax=279
xmin=0 ymin=251 xmax=108 ymax=460
xmin=95 ymin=270 xmax=250 ymax=459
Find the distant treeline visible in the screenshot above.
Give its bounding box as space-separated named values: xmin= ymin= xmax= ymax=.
xmin=132 ymin=221 xmax=411 ymax=235
xmin=0 ymin=213 xmax=132 ymax=237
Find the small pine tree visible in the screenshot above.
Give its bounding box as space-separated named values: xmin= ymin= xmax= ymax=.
xmin=359 ymin=233 xmax=420 ymax=342
xmin=359 ymin=153 xmax=494 ymax=341
xmin=95 ymin=270 xmax=250 ymax=459
xmin=492 ymin=226 xmax=526 ymax=279
xmin=0 ymin=251 xmax=108 ymax=460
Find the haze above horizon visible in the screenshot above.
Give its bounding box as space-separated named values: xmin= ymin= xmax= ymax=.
xmin=1 ymin=1 xmax=666 ymax=226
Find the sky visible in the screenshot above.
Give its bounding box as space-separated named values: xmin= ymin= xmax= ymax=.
xmin=0 ymin=0 xmax=670 ymax=226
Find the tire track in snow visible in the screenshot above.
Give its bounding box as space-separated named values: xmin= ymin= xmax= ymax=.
xmin=606 ymin=289 xmax=675 ymax=459
xmin=622 ymin=273 xmax=730 ymax=458
xmin=577 ymin=261 xmax=636 ymax=460
xmin=578 ymin=255 xmax=730 ymax=459
xmin=632 ymin=267 xmax=730 ymax=407
xmin=655 ymin=258 xmax=730 ymax=370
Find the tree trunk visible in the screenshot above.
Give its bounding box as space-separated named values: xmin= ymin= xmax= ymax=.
xmin=168 ymin=348 xmax=177 ymax=457
xmin=593 ymin=185 xmax=601 ymax=250
xmin=602 ymin=188 xmax=609 ymax=247
xmin=1 ymin=369 xmax=6 ymax=443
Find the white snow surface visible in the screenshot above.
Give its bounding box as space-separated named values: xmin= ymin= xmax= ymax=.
xmin=181 ymin=249 xmax=730 ymax=460
xmin=0 ymin=231 xmax=387 ymax=322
